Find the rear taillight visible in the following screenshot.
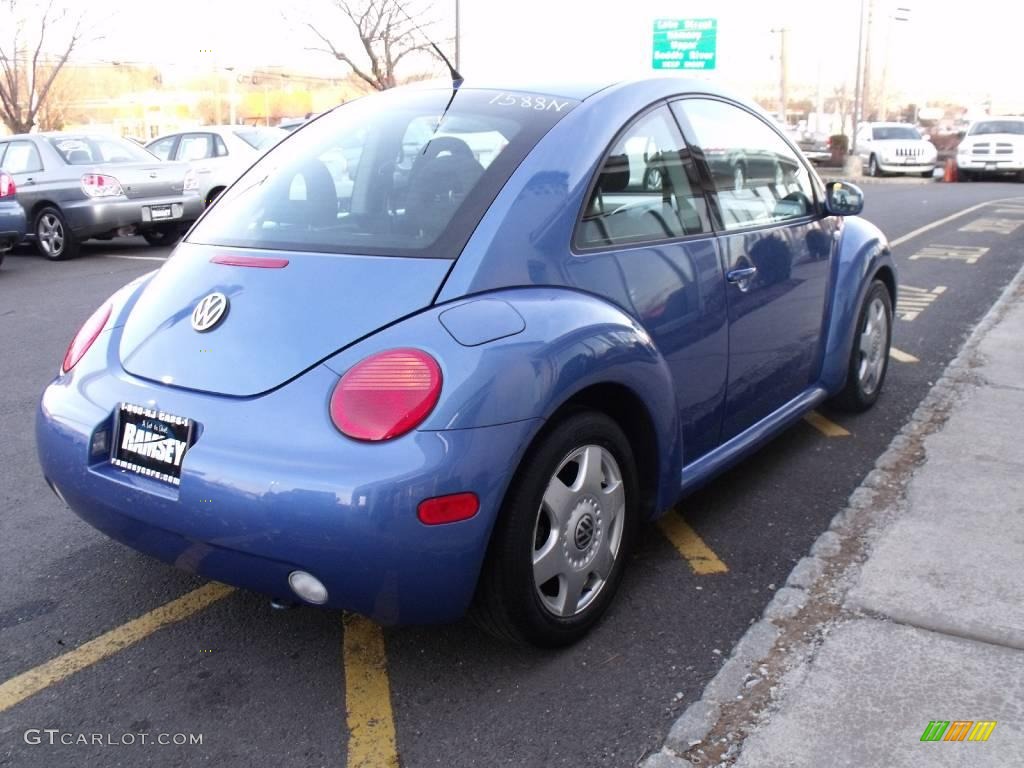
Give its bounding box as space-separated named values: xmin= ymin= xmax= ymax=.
xmin=329 ymin=349 xmax=442 ymax=441
xmin=61 ymin=303 xmax=112 ymax=373
xmin=0 ymin=172 xmax=14 ymax=198
xmin=80 ymin=173 xmax=123 ymax=198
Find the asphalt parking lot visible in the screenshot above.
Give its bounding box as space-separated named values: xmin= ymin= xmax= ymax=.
xmin=2 ymin=181 xmax=1023 ymax=768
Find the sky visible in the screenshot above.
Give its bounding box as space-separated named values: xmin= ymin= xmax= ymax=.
xmin=67 ymin=0 xmax=1024 ymax=110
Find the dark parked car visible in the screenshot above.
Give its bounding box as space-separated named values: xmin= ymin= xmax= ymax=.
xmin=0 ymin=133 xmax=203 ymax=260
xmin=0 ymin=169 xmax=27 ymax=268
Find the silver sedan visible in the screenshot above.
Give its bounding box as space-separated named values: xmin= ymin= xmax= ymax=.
xmin=0 ymin=133 xmax=203 ymax=260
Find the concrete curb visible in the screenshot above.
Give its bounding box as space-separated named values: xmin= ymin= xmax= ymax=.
xmin=640 ymin=262 xmax=1024 ymax=768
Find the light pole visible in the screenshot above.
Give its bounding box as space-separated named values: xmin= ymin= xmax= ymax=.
xmin=852 ymin=0 xmax=867 ymax=154
xmin=878 ymin=6 xmax=911 ymax=122
xmin=770 ymin=27 xmax=790 ymax=124
xmin=454 ymin=0 xmax=461 ymax=71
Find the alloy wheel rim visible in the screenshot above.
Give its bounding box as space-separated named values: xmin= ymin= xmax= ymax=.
xmin=857 ymin=297 xmax=888 ymax=395
xmin=532 ymin=444 xmax=625 ymax=618
xmin=38 ymin=214 xmax=64 ymax=256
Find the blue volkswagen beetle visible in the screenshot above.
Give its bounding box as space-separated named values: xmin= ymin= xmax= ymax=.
xmin=37 ymin=79 xmax=895 ymax=646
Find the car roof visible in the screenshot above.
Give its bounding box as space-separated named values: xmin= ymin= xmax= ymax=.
xmin=395 ymin=77 xmax=735 ymax=103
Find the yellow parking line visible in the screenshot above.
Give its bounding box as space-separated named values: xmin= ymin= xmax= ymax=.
xmin=0 ymin=582 xmax=234 ymax=713
xmin=657 ymin=514 xmax=728 ymax=575
xmin=802 ymin=409 xmax=851 ymax=438
xmin=343 ymin=614 xmax=399 ymax=768
xmin=890 ymin=347 xmax=919 ymax=363
xmin=803 ymin=410 xmax=850 ymax=437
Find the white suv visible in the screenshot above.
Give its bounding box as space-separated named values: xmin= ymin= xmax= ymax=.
xmin=956 ymin=117 xmax=1024 ymax=181
xmin=856 ymin=122 xmax=937 ymax=177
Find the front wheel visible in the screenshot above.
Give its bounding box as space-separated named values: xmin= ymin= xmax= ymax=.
xmin=868 ymin=155 xmax=881 ymax=177
xmin=831 ymin=280 xmax=893 ymax=412
xmin=472 ymin=411 xmax=639 ymax=647
xmin=35 ymin=207 xmax=78 ymax=260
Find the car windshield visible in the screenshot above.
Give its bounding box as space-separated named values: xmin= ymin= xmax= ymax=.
xmin=188 ymin=88 xmax=577 ymax=257
xmin=47 ymin=136 xmax=158 ymax=164
xmin=871 ymin=126 xmax=921 ymax=140
xmin=969 ymin=120 xmax=1024 ymax=136
xmin=233 ymin=127 xmax=289 ymax=150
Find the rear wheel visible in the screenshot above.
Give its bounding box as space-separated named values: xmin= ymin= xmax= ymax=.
xmin=142 ymin=225 xmax=182 ymax=247
xmin=34 ymin=207 xmax=78 ymax=260
xmin=472 ymin=411 xmax=639 ymax=647
xmin=831 ymin=280 xmax=893 ymax=412
xmin=205 ymin=186 xmax=225 ymax=207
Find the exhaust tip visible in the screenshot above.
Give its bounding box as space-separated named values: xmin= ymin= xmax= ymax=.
xmin=287 ymin=571 xmax=328 ymax=605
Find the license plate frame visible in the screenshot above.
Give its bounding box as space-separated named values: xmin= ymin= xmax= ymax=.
xmin=149 ymin=204 xmax=174 ymax=221
xmin=112 ymin=403 xmax=194 ymax=486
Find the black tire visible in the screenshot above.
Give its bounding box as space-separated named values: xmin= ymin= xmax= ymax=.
xmin=142 ymin=225 xmax=182 ymax=247
xmin=958 ymin=168 xmax=973 ymax=182
xmin=920 ymin=170 xmax=933 ymax=178
xmin=205 ymin=187 xmax=225 ymax=207
xmin=868 ymin=155 xmax=881 ymax=177
xmin=472 ymin=411 xmax=639 ymax=647
xmin=34 ymin=206 xmax=78 ymax=260
xmin=831 ymin=279 xmax=893 ymax=412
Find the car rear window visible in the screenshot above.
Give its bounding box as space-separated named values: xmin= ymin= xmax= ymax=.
xmin=233 ymin=128 xmax=288 ymax=150
xmin=969 ymin=120 xmax=1024 ymax=136
xmin=187 ymin=88 xmax=577 ymax=257
xmin=48 ymin=136 xmax=158 ymax=164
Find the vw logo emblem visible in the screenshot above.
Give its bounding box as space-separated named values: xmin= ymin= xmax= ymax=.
xmin=191 ymin=292 xmax=228 ymax=332
xmin=574 ymin=514 xmax=595 ymax=551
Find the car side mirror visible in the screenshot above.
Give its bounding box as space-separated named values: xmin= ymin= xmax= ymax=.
xmin=824 ymin=180 xmax=864 ymax=217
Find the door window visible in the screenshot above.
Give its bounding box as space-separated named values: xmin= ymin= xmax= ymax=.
xmin=675 ymin=99 xmax=816 ymax=231
xmin=177 ymin=134 xmax=215 ymax=161
xmin=577 ymin=106 xmax=709 ymax=248
xmin=1 ymin=141 xmax=43 ymax=173
xmin=147 ymin=136 xmax=177 ymax=160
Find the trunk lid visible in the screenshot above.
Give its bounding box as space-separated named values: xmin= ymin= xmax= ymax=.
xmin=108 ymin=161 xmax=190 ymax=199
xmin=119 ymin=242 xmax=451 ymax=396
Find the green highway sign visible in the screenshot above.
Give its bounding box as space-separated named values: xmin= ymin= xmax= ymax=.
xmin=652 ymin=18 xmax=717 ymax=71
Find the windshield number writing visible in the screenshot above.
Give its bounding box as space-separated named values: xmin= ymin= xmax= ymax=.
xmin=489 ymin=93 xmax=570 ymax=112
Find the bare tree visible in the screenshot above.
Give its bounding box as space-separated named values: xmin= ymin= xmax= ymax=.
xmin=304 ymin=0 xmax=444 ymax=91
xmin=0 ymin=0 xmax=87 ymax=134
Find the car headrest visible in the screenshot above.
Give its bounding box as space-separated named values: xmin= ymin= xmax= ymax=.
xmin=67 ymin=149 xmax=92 ymax=164
xmin=417 ymin=136 xmax=476 ymax=164
xmin=598 ymin=154 xmax=630 ymax=192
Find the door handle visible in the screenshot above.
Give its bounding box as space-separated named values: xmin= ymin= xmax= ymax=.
xmin=726 ymin=266 xmax=758 ymax=284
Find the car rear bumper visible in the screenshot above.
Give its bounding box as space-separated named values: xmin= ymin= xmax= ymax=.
xmin=37 ymin=337 xmax=538 ymax=624
xmin=0 ymin=230 xmax=24 ymax=251
xmin=0 ymin=204 xmax=27 ymax=250
xmin=63 ymin=194 xmax=204 ymax=239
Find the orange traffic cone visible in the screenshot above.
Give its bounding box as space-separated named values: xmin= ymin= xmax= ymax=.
xmin=944 ymin=158 xmax=958 ymax=183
